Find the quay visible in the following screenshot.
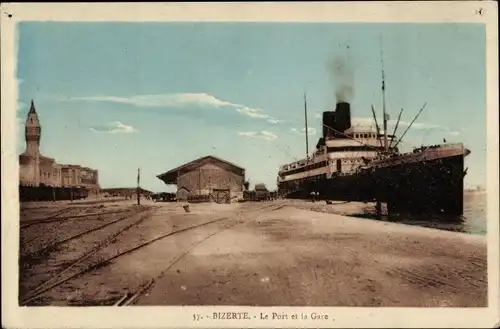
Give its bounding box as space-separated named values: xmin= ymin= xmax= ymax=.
xmin=19 ymin=198 xmax=486 ymax=307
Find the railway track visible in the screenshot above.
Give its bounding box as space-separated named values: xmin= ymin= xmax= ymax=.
xmin=20 ymin=203 xmax=279 ymax=306
xmin=20 ymin=207 xmax=150 ymax=261
xmin=20 ymin=206 xmax=156 ymax=304
xmin=20 ymin=206 xmax=94 ymax=246
xmin=118 ymin=203 xmax=279 ymax=306
xmin=20 ymin=209 xmax=132 ymax=229
xmin=20 ymin=206 xmax=74 ymax=227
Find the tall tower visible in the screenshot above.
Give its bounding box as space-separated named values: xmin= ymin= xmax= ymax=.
xmin=25 ymin=100 xmax=41 ymax=156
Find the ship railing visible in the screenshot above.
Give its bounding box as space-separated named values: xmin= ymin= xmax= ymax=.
xmin=367 ymin=144 xmax=466 ymax=169
xmin=413 ymin=142 xmax=463 ymax=152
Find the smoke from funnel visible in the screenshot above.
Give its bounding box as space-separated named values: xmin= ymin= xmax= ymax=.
xmin=328 ymin=46 xmax=354 ymax=103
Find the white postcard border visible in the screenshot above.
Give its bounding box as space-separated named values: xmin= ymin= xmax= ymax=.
xmin=1 ymin=2 xmax=498 ymax=328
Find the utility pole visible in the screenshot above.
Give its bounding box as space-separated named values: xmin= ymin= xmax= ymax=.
xmin=177 ymin=170 xmax=180 ymax=202
xmin=198 ymin=169 xmax=201 ymax=196
xmin=137 ymin=167 xmax=140 ymax=206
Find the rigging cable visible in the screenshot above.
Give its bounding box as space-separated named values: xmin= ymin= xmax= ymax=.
xmin=388 ymin=108 xmax=404 ymax=149
xmin=392 ymin=102 xmax=427 ymax=149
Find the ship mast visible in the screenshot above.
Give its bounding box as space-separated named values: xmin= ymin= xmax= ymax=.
xmin=381 ymin=44 xmax=388 ymax=153
xmin=304 ymin=92 xmax=309 ymax=161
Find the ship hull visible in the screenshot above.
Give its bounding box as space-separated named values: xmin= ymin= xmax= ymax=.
xmin=318 ymin=173 xmax=374 ymax=202
xmin=278 ymin=154 xmax=467 ymax=216
xmin=278 ymin=172 xmax=374 ymax=202
xmin=371 ymin=154 xmax=466 ymax=216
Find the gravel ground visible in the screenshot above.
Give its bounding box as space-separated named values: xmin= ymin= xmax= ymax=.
xmin=19 ymin=200 xmax=487 ymax=307
xmin=282 ymin=199 xmax=376 ymax=216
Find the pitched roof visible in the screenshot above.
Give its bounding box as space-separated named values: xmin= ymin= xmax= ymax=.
xmin=157 ymin=155 xmax=245 ymax=184
xmin=29 ymin=100 xmax=36 ymax=113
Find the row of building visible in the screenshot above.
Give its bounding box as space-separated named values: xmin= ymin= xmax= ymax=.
xmin=19 ymin=101 xmax=248 ymax=203
xmin=19 ymin=101 xmax=100 ymax=195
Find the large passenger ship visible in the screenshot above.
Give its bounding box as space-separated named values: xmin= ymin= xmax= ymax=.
xmin=277 ymin=58 xmax=470 ymax=215
xmin=277 ymin=100 xmax=396 ymax=203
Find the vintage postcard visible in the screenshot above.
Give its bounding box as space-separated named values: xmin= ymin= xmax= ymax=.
xmin=1 ymin=2 xmax=499 ymax=328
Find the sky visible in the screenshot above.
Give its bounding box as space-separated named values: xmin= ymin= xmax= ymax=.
xmin=16 ymin=22 xmax=487 ymax=192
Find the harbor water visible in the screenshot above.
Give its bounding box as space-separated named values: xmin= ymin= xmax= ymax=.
xmin=372 ymin=191 xmax=487 ymax=235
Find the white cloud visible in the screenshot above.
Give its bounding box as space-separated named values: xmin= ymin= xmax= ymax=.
xmin=89 ymin=121 xmax=137 ymax=134
xmin=410 ymin=122 xmax=446 ymax=130
xmin=237 ymin=130 xmax=277 ymax=141
xmin=261 ymin=131 xmax=278 ymax=141
xmin=290 ymin=127 xmax=316 ymax=136
xmin=16 ymin=116 xmax=24 ymax=135
xmin=17 ymin=79 xmax=24 ymax=93
xmin=238 ymin=131 xmax=257 ymax=137
xmin=351 ymin=117 xmax=377 ymax=127
xmin=236 ymin=107 xmax=269 ymax=119
xmin=18 ymin=101 xmax=27 ymax=112
xmin=66 ymin=92 xmax=282 ymax=125
xmin=447 ymin=131 xmax=460 ymax=136
xmin=235 ymin=107 xmax=281 ymax=126
xmin=71 ymin=93 xmax=234 ymax=109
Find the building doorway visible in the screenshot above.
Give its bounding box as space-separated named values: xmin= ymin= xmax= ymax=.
xmin=210 ymin=188 xmax=230 ymax=204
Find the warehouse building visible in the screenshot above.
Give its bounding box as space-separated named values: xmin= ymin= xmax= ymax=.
xmin=157 ymin=155 xmax=245 ymax=203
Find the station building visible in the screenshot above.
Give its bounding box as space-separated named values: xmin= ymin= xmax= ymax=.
xmin=157 ymin=155 xmax=245 ymax=203
xmin=18 ymin=101 xmax=100 ymax=195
